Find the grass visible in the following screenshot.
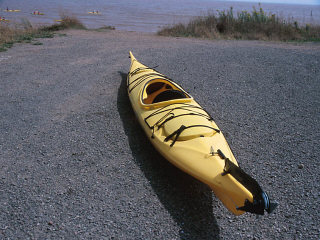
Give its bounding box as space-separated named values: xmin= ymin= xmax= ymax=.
xmin=0 ymin=15 xmax=86 ymax=51
xmin=158 ymin=6 xmax=320 ymax=42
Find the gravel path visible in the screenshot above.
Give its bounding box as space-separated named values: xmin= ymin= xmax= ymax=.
xmin=0 ymin=29 xmax=319 ymax=239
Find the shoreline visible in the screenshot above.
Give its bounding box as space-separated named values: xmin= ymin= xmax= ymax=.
xmin=2 ymin=4 xmax=319 ymax=51
xmin=1 ymin=0 xmax=319 ymax=32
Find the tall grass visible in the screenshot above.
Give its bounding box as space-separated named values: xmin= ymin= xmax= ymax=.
xmin=158 ymin=6 xmax=320 ymax=42
xmin=0 ymin=16 xmax=86 ymax=51
xmin=0 ymin=21 xmax=38 ymax=51
xmin=40 ymin=15 xmax=86 ymax=31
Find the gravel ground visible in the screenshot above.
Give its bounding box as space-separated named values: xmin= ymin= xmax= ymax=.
xmin=0 ymin=29 xmax=319 ymax=239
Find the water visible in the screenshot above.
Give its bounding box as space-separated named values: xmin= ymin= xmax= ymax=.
xmin=1 ymin=0 xmax=319 ymax=32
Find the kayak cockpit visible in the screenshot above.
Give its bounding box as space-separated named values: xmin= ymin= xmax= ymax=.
xmin=140 ymin=79 xmax=192 ymax=107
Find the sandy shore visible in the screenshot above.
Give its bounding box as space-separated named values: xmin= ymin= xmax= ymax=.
xmin=0 ymin=29 xmax=319 ymax=239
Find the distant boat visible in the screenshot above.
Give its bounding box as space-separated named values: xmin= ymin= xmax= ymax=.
xmin=31 ymin=11 xmax=45 ymax=15
xmin=4 ymin=9 xmax=21 ymax=12
xmin=88 ymin=11 xmax=101 ymax=15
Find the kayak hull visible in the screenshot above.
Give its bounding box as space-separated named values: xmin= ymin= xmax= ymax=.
xmin=127 ymin=52 xmax=275 ymax=216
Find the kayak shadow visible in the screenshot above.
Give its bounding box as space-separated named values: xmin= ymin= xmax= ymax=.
xmin=117 ymin=72 xmax=220 ymax=239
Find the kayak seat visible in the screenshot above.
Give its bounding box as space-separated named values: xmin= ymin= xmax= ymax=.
xmin=146 ymin=82 xmax=166 ymax=95
xmin=153 ymin=90 xmax=187 ymax=103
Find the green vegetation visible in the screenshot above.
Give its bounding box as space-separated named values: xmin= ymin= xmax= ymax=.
xmin=158 ymin=6 xmax=320 ymax=42
xmin=0 ymin=16 xmax=85 ymax=52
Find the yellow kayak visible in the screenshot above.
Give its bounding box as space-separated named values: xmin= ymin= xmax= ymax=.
xmin=4 ymin=9 xmax=20 ymax=12
xmin=127 ymin=52 xmax=277 ymax=215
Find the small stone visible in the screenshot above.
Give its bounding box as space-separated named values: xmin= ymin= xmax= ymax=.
xmin=298 ymin=164 xmax=304 ymax=169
